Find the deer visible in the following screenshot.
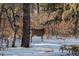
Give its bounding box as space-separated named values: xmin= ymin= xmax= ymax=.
xmin=30 ymin=28 xmax=45 ymax=42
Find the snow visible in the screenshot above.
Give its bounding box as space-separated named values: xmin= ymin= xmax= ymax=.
xmin=0 ymin=36 xmax=79 ymax=56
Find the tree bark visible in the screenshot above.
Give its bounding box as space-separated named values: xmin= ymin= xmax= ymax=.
xmin=21 ymin=3 xmax=30 ymax=47
xmin=73 ymin=11 xmax=79 ymax=38
xmin=11 ymin=7 xmax=17 ymax=47
xmin=37 ymin=3 xmax=39 ymax=14
xmin=12 ymin=26 xmax=17 ymax=47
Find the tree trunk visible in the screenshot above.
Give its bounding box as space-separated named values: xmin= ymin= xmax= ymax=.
xmin=0 ymin=4 xmax=5 ymax=49
xmin=30 ymin=4 xmax=34 ymax=15
xmin=73 ymin=11 xmax=79 ymax=38
xmin=43 ymin=6 xmax=46 ymax=13
xmin=12 ymin=7 xmax=17 ymax=47
xmin=21 ymin=3 xmax=30 ymax=48
xmin=12 ymin=26 xmax=17 ymax=47
xmin=37 ymin=3 xmax=39 ymax=14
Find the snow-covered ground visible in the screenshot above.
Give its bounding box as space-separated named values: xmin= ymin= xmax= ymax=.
xmin=0 ymin=36 xmax=79 ymax=56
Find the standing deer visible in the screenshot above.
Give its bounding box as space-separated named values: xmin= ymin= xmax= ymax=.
xmin=30 ymin=28 xmax=45 ymax=42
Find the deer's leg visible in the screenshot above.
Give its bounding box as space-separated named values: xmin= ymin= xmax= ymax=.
xmin=41 ymin=36 xmax=44 ymax=42
xmin=46 ymin=35 xmax=49 ymax=39
xmin=30 ymin=34 xmax=33 ymax=42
